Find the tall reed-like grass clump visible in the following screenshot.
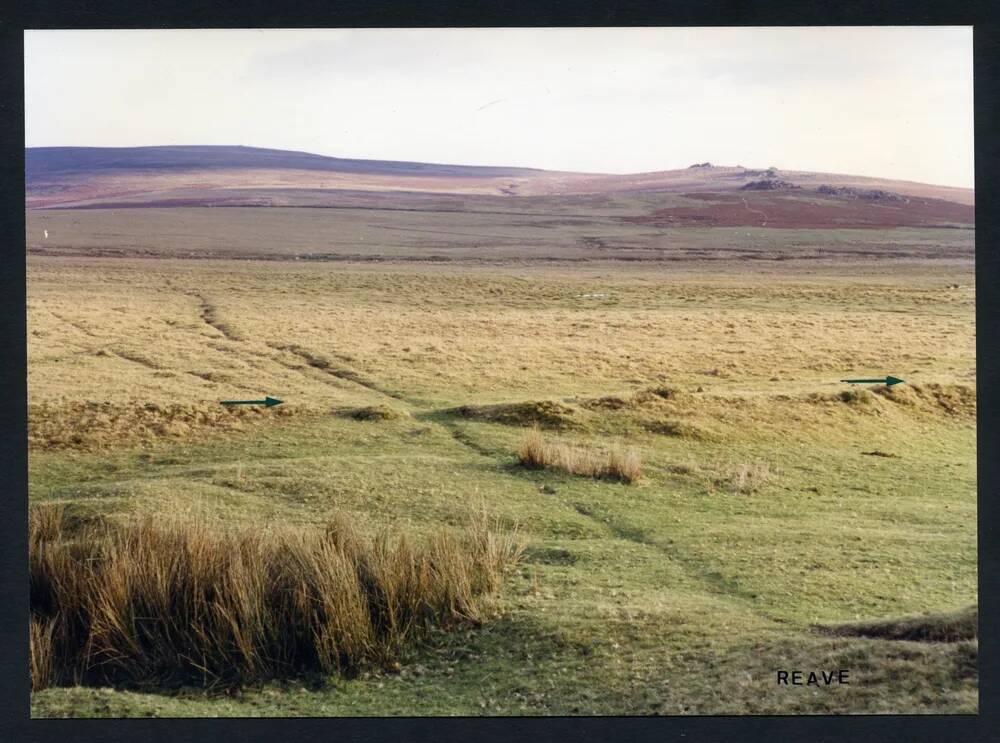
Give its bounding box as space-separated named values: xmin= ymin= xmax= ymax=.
xmin=517 ymin=427 xmax=642 ymax=484
xmin=29 ymin=504 xmax=522 ymax=691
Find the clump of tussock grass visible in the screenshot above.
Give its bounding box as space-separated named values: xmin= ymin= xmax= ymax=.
xmin=339 ymin=404 xmax=409 ymax=422
xmin=806 ymin=389 xmax=876 ymax=407
xmin=716 ymin=459 xmax=771 ymax=494
xmin=454 ymin=400 xmax=581 ymax=430
xmin=30 ymin=617 xmax=56 ymax=692
xmin=516 ymin=427 xmax=642 ymax=484
xmin=644 ymin=385 xmax=680 ymax=400
xmin=814 ymin=605 xmax=977 ymax=643
xmin=837 ymin=388 xmax=877 ymax=406
xmin=28 ymin=504 xmax=522 ymax=692
xmin=29 ymin=501 xmax=64 ymax=545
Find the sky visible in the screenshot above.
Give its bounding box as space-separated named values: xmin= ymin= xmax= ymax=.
xmin=24 ymin=27 xmax=974 ymax=187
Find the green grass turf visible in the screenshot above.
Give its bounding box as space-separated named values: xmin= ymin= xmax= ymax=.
xmin=30 ymin=390 xmax=977 ymax=716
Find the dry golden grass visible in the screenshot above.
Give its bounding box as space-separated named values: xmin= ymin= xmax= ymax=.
xmin=721 ymin=459 xmax=772 ymax=494
xmin=517 ymin=426 xmax=548 ymax=468
xmin=29 ymin=504 xmax=522 ymax=691
xmin=30 ymin=617 xmax=55 ymax=693
xmin=28 ymin=400 xmax=298 ymax=451
xmin=517 ymin=427 xmax=642 ymax=484
xmin=27 ymin=256 xmax=975 ymax=421
xmin=24 ymin=243 xmax=979 ymax=715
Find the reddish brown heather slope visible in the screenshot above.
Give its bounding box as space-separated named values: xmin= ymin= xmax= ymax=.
xmin=623 ymin=191 xmax=974 ymax=229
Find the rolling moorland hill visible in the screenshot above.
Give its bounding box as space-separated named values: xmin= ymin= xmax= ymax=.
xmin=26 ymin=146 xmax=974 ymax=227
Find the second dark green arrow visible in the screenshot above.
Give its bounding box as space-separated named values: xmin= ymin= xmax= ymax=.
xmin=840 ymin=376 xmax=904 ymax=386
xmin=221 ymin=396 xmax=284 ymax=407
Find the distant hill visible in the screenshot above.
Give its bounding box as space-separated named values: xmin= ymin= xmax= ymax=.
xmin=26 ymin=145 xmax=545 ymax=180
xmin=25 ymin=145 xmax=975 ymax=219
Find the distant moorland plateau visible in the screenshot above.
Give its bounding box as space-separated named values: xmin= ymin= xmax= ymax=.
xmin=26 ymin=145 xmax=974 ymax=228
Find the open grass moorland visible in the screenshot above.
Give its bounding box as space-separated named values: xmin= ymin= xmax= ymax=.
xmin=26 ymin=204 xmax=976 ymax=716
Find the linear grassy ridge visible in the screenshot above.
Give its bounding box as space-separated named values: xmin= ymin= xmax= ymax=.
xmin=29 ymin=505 xmax=523 ymax=691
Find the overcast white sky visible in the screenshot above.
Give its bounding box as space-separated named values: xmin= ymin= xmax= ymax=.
xmin=24 ymin=27 xmax=973 ymax=187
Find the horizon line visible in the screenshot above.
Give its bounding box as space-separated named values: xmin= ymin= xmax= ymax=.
xmin=24 ymin=143 xmax=976 ymax=190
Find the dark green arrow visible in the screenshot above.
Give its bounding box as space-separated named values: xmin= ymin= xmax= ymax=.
xmin=840 ymin=376 xmax=904 ymax=386
xmin=220 ymin=396 xmax=283 ymax=407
